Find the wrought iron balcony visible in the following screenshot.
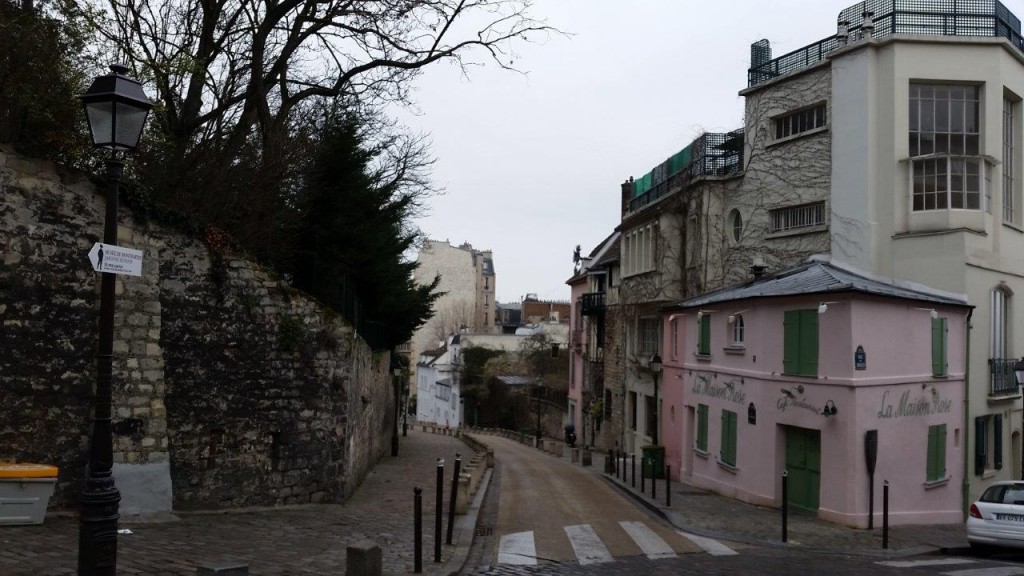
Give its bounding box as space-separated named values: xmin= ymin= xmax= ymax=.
xmin=989 ymin=358 xmax=1022 ymax=397
xmin=581 ymin=292 xmax=605 ymax=317
xmin=749 ymin=0 xmax=1024 ymax=88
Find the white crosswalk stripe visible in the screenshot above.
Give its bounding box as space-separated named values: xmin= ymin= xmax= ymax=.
xmin=497 ymin=531 xmax=537 ymax=565
xmin=676 ymin=530 xmax=738 ymax=556
xmin=564 ymin=524 xmax=614 ymax=565
xmin=619 ymin=520 xmax=678 ymax=560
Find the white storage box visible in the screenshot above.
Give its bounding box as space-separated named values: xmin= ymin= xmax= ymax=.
xmin=0 ymin=464 xmax=58 ymax=525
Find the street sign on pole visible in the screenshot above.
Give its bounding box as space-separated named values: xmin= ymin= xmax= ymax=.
xmin=88 ymin=243 xmax=143 ymax=277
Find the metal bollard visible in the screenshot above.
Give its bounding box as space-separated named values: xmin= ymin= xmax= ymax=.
xmin=781 ymin=470 xmax=788 ymax=543
xmin=607 ymin=448 xmax=614 ymax=474
xmin=640 ymin=460 xmax=645 ymax=493
xmin=446 ymin=454 xmax=461 ymax=545
xmin=435 ymin=458 xmax=444 ymax=563
xmin=631 ymin=453 xmax=636 ymax=488
xmin=666 ymin=464 xmax=671 ymax=507
xmin=414 ymin=487 xmax=423 ymax=573
xmin=651 ymin=461 xmax=656 ymax=500
xmin=883 ymin=480 xmax=889 ymax=549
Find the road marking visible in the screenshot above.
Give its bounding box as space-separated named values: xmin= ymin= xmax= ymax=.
xmin=497 ymin=531 xmax=537 ymax=565
xmin=619 ymin=521 xmax=677 ymax=560
xmin=880 ymin=559 xmax=977 ymax=568
xmin=564 ymin=524 xmax=613 ymax=565
xmin=676 ymin=531 xmax=738 ymax=556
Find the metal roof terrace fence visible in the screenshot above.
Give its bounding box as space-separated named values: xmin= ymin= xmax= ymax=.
xmin=628 ymin=130 xmax=744 ymax=213
xmin=748 ymin=0 xmax=1024 ymax=87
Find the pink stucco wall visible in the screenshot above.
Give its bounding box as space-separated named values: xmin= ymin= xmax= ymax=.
xmin=662 ymin=295 xmax=969 ymax=527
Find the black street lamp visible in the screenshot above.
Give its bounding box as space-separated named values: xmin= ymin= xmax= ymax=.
xmin=649 ymin=354 xmax=662 ymax=446
xmin=535 ymin=381 xmax=544 ymax=444
xmin=78 ymin=64 xmax=151 ymax=576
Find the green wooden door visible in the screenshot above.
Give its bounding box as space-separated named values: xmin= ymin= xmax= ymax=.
xmin=785 ymin=426 xmax=821 ymax=512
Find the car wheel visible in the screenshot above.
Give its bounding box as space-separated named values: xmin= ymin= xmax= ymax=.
xmin=969 ymin=542 xmax=992 ymax=556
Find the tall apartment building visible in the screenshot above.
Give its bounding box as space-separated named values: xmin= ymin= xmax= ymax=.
xmin=409 ymin=240 xmax=496 ymax=396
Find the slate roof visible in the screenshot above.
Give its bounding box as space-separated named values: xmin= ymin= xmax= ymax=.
xmin=673 ymin=258 xmax=970 ymax=310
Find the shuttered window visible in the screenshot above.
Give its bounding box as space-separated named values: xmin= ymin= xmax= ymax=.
xmin=975 ymin=416 xmax=988 ymax=476
xmin=926 ymin=424 xmax=947 ymax=482
xmin=931 ymin=317 xmax=948 ymax=376
xmin=995 ymin=414 xmax=1004 ymax=470
xmin=721 ymin=410 xmax=738 ymax=466
xmin=696 ymin=404 xmax=709 ymax=452
xmin=783 ymin=310 xmax=819 ymax=377
xmin=698 ymin=315 xmax=711 ymax=355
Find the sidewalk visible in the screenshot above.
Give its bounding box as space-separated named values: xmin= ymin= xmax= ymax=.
xmin=512 ymin=436 xmax=969 ymax=558
xmin=0 ymin=429 xmax=485 ymax=576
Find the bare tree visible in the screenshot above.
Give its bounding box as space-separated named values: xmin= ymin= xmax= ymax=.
xmin=429 ymin=298 xmax=474 ymax=343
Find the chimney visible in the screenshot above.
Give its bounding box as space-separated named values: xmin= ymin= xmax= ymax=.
xmin=861 ymin=11 xmax=874 ymax=40
xmin=837 ymin=20 xmax=849 ymax=47
xmin=621 ymin=177 xmax=635 ymax=217
xmin=750 ymin=256 xmax=767 ymax=280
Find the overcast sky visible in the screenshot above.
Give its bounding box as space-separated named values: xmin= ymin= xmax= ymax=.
xmin=393 ymin=0 xmax=1011 ymax=303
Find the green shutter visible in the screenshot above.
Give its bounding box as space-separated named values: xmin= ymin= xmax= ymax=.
xmin=932 ymin=318 xmax=947 ymax=376
xmin=995 ymin=414 xmax=1003 ymax=470
xmin=799 ymin=310 xmax=818 ymax=377
xmin=927 ymin=424 xmax=947 ymax=482
xmin=721 ymin=410 xmax=737 ymax=466
xmin=696 ymin=404 xmax=708 ymax=451
xmin=783 ymin=311 xmax=800 ymax=374
xmin=699 ymin=316 xmax=711 ymax=355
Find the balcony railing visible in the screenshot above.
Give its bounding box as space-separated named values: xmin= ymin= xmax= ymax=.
xmin=581 ymin=292 xmax=605 ymax=317
xmin=748 ymin=0 xmax=1024 ymax=88
xmin=989 ymin=358 xmax=1022 ymax=396
xmin=628 ymin=130 xmax=744 ymax=213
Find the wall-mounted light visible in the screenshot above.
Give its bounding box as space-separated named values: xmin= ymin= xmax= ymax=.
xmin=696 ymin=309 xmax=717 ymax=321
xmin=914 ymin=307 xmax=939 ymax=319
xmin=817 ymin=301 xmax=845 ymax=314
xmin=821 ymin=399 xmax=838 ymax=417
xmin=668 ymin=314 xmax=680 ymax=323
xmin=727 ymin=310 xmax=749 ymax=324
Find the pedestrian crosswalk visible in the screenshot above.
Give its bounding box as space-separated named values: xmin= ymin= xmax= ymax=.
xmin=495 ymin=520 xmax=736 ymax=566
xmin=877 ymin=558 xmax=1024 ymax=575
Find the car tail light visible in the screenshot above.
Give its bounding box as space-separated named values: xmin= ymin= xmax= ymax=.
xmin=969 ymin=504 xmax=982 ymax=519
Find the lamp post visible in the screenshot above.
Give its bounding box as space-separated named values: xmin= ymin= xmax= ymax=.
xmin=78 ymin=64 xmax=151 ymax=576
xmin=535 ymin=381 xmax=543 ymax=444
xmin=392 ymin=368 xmax=401 ymax=456
xmin=649 ymin=354 xmax=662 ymax=446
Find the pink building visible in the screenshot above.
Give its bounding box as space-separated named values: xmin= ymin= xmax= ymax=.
xmin=662 ymin=259 xmax=972 ymax=527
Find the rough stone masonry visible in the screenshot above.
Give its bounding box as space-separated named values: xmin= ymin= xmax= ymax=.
xmin=0 ymin=145 xmax=396 ymax=513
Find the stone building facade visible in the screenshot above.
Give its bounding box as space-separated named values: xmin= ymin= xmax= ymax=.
xmin=0 ymin=146 xmax=394 ymax=513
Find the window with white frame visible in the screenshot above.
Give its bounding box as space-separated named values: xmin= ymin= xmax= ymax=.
xmin=730 ymin=314 xmax=745 ymax=346
xmin=637 ymin=317 xmax=660 ymax=356
xmin=623 ymin=224 xmax=657 ymax=276
xmin=991 ymin=286 xmax=1010 ymax=360
xmin=1004 ymin=94 xmax=1020 ymax=224
xmin=909 ymin=84 xmax=988 ymax=212
xmin=729 ymin=209 xmax=743 ymax=243
xmin=770 ymin=202 xmax=825 ymax=233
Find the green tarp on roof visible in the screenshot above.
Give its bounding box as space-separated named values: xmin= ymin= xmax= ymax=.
xmin=631 ymin=143 xmax=693 ymax=198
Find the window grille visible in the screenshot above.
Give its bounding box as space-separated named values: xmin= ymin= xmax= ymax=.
xmin=770 ymin=202 xmax=826 ymax=232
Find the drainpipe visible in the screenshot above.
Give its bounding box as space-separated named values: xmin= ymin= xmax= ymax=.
xmin=963 ymin=308 xmax=974 ymax=519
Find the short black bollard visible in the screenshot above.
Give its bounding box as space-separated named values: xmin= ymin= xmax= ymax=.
xmin=665 ymin=464 xmax=671 ymax=507
xmin=631 ymin=453 xmax=636 ymax=488
xmin=882 ymin=480 xmax=889 ymax=549
xmin=619 ymin=450 xmax=625 ymax=481
xmin=435 ymin=458 xmax=444 ymax=563
xmin=414 ymin=487 xmax=423 ymax=573
xmin=640 ymin=461 xmax=645 ymax=493
xmin=607 ymin=449 xmax=613 ymax=474
xmin=651 ymin=462 xmax=657 ymax=500
xmin=614 ymin=450 xmax=620 ymax=477
xmin=781 ymin=470 xmax=789 ymax=543
xmin=446 ymin=454 xmax=461 ymax=545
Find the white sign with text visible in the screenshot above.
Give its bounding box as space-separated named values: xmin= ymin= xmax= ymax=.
xmin=88 ymin=243 xmax=143 ymax=277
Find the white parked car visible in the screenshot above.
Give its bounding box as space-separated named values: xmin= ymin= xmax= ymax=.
xmin=967 ymin=481 xmax=1024 ymax=550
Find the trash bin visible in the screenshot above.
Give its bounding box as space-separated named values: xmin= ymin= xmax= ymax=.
xmin=641 ymin=446 xmax=665 ymax=480
xmin=0 ymin=463 xmax=59 ymax=525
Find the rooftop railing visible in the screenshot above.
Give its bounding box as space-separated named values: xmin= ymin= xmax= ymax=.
xmin=627 ymin=130 xmax=744 ymax=212
xmin=748 ymin=0 xmax=1024 ymax=87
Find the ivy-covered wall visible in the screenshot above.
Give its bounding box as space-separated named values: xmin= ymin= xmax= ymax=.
xmin=0 ymin=146 xmax=394 ymax=510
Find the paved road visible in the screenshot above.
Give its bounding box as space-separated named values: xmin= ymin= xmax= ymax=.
xmin=472 ymin=548 xmax=1024 ymax=575
xmin=477 ymin=436 xmax=718 ymax=568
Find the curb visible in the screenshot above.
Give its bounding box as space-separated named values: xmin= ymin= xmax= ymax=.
xmin=599 ymin=472 xmax=947 ymax=559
